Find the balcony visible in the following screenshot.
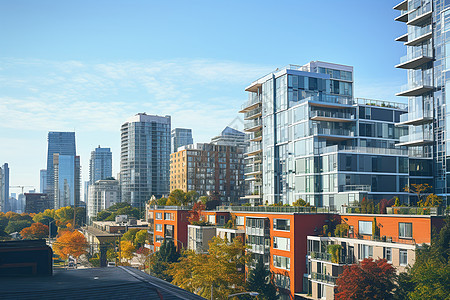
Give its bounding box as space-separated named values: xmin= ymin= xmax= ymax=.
xmin=311 ymin=126 xmax=355 ymax=140
xmin=310 ymin=110 xmax=355 ymax=122
xmin=395 ymin=32 xmax=408 ymax=42
xmin=309 ymin=251 xmax=354 ymax=265
xmin=396 ymin=131 xmax=433 ymax=147
xmin=396 ymin=81 xmax=433 ymax=97
xmin=355 ymin=98 xmax=408 ymax=110
xmin=244 ymin=164 xmax=262 ymax=176
xmin=395 ymin=9 xmax=408 ymax=23
xmin=339 ymin=185 xmax=371 ymax=192
xmin=407 ymin=2 xmax=432 ymax=26
xmin=244 ymin=143 xmax=262 ymax=156
xmin=393 ymin=0 xmax=407 ymax=11
xmin=248 ymin=131 xmax=262 ymax=142
xmin=405 ymin=25 xmax=432 ymax=46
xmin=396 ymin=111 xmax=433 ymax=126
xmin=244 ymin=106 xmax=262 ymax=120
xmin=244 ymin=119 xmax=262 ymax=132
xmin=310 ymin=272 xmax=338 ymax=285
xmin=396 ymin=48 xmax=433 ymax=69
xmin=240 ymin=93 xmax=261 ymax=113
xmin=305 ymin=93 xmax=354 ymax=108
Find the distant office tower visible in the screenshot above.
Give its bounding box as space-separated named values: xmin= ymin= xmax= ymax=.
xmin=46 ymin=132 xmax=76 ymax=206
xmin=24 ymin=193 xmax=51 ymax=213
xmin=121 ymin=113 xmax=171 ymax=208
xmin=40 ymin=169 xmax=47 ymax=193
xmin=171 ymin=128 xmax=193 ymax=153
xmin=89 ymin=146 xmax=112 ymax=184
xmin=0 ymin=163 xmax=9 ymax=213
xmin=170 ymin=143 xmax=245 ymax=204
xmin=53 ymin=154 xmax=81 ymax=209
xmin=84 ymin=181 xmax=89 ymax=204
xmin=210 ymin=126 xmax=248 ymax=149
xmin=87 ymin=179 xmax=120 ymax=222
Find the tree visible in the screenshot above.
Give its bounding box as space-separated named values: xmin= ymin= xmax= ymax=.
xmin=335 ymin=258 xmax=396 ymax=300
xmin=53 ymin=230 xmax=88 ymax=260
xmin=167 ymin=189 xmax=186 ymax=206
xmin=199 ymin=196 xmax=209 ymax=204
xmin=397 ymin=217 xmax=450 ymax=299
xmin=134 ymin=229 xmax=147 ymax=245
xmin=20 ymin=222 xmax=49 ymax=239
xmin=168 ymin=236 xmax=248 ymax=299
xmin=423 ymin=194 xmax=442 ymax=207
xmin=188 ymin=202 xmax=206 ymax=225
xmin=96 ymin=210 xmax=112 ymax=221
xmin=246 ymin=257 xmax=277 ymax=300
xmin=150 ymin=239 xmax=180 ymax=281
xmin=185 ymin=191 xmax=199 ymax=205
xmin=5 ymin=220 xmax=33 ymax=234
xmin=122 ymin=228 xmax=140 ymax=243
xmin=292 ymin=198 xmax=309 ymax=207
xmin=404 ymin=183 xmax=431 ymax=206
xmin=120 ymin=240 xmax=135 ymax=262
xmin=157 ymin=197 xmax=168 ymax=205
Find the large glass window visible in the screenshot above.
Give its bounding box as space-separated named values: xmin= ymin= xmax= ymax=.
xmin=236 ymin=216 xmax=244 ymax=226
xmin=155 ymin=212 xmax=162 ymax=220
xmin=273 ymin=237 xmax=290 ymax=251
xmin=399 ymin=250 xmax=408 ymax=266
xmin=273 ymin=219 xmax=290 ymax=231
xmin=359 ymin=221 xmax=372 ymax=235
xmin=273 ymin=255 xmax=290 ymax=270
xmin=359 ymin=244 xmax=373 ymax=259
xmin=384 ymin=247 xmax=392 ymax=263
xmin=155 ymin=224 xmax=162 ymax=232
xmin=399 ymin=223 xmax=413 ymax=238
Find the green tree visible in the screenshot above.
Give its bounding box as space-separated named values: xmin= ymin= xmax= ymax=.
xmin=96 ymin=210 xmax=112 ymax=221
xmin=5 ymin=220 xmax=33 ymax=234
xmin=292 ymin=198 xmax=309 ymax=207
xmin=150 ymin=239 xmax=180 ymax=281
xmin=167 ymin=189 xmax=186 ymax=206
xmin=134 ymin=229 xmax=147 ymax=245
xmin=157 ymin=197 xmax=168 ymax=205
xmin=185 ymin=191 xmax=199 ymax=205
xmin=122 ymin=228 xmax=140 ymax=243
xmin=246 ymin=257 xmax=277 ymax=299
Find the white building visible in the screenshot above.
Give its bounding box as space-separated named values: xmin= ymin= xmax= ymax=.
xmin=87 ymin=179 xmax=120 ymax=223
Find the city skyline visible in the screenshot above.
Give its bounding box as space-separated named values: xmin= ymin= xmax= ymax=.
xmin=0 ymin=1 xmax=405 ymax=191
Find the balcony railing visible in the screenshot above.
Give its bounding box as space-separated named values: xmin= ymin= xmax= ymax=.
xmin=309 ymin=251 xmax=354 ymax=264
xmin=303 ymin=93 xmax=354 ymax=106
xmin=311 ymin=126 xmax=354 ymax=137
xmin=408 ymin=2 xmax=432 ymax=23
xmin=245 ymin=143 xmax=262 ymax=155
xmin=339 ymin=185 xmax=371 ymax=192
xmin=244 ymin=164 xmax=262 ymax=174
xmin=408 ymin=24 xmax=432 ymax=41
xmin=317 ymin=145 xmax=408 ymax=156
xmin=386 ymin=206 xmax=449 ymax=216
xmin=241 ymin=93 xmax=262 ymax=111
xmin=218 ymin=205 xmax=335 ymax=213
xmin=398 ymin=110 xmax=433 ymax=124
xmin=310 ymin=110 xmax=355 ymax=120
xmin=399 ymin=131 xmax=432 ymax=143
xmin=244 ymin=107 xmax=262 ymax=119
xmin=310 ymin=272 xmax=338 ymax=285
xmin=244 ymin=119 xmax=262 ymax=130
xmin=355 ymin=98 xmax=408 ymax=110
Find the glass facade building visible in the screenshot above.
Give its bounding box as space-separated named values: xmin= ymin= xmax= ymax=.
xmin=53 ymin=154 xmax=81 ymax=209
xmin=394 ymin=0 xmax=449 ymax=204
xmin=241 ymin=62 xmax=411 ymax=207
xmin=46 ymin=132 xmax=76 ymax=206
xmin=89 ymin=146 xmax=113 ymax=184
xmin=121 ymin=113 xmax=171 ymax=208
xmin=0 ymin=163 xmax=9 ymax=213
xmin=171 ymin=128 xmax=193 ymax=153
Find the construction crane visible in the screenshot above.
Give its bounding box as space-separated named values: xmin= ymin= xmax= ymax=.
xmin=9 ymin=186 xmax=35 ymax=195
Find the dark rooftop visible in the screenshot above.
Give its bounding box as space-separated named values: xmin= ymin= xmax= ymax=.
xmin=0 ymin=266 xmax=205 ymax=300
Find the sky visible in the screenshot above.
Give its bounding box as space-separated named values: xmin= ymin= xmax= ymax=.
xmin=0 ymin=0 xmax=406 ymax=195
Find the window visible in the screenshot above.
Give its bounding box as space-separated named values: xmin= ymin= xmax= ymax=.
xmin=399 ymin=223 xmax=413 ymax=238
xmin=274 ymin=273 xmax=290 ymax=290
xmin=155 ymin=235 xmax=164 ymax=243
xmin=273 ymin=255 xmax=290 ymax=270
xmin=384 ymin=247 xmax=392 ymax=263
xmin=208 ymin=215 xmax=216 ymax=224
xmin=164 ymin=213 xmax=173 ymax=220
xmin=273 ymin=219 xmax=290 ymax=231
xmin=155 ymin=224 xmax=162 ymax=232
xmin=359 ymin=244 xmax=373 ymax=259
xmin=236 ymin=216 xmax=244 ymax=226
xmin=273 ymin=237 xmax=290 ymax=251
xmin=155 ymin=212 xmax=162 ymax=220
xmin=359 ymin=221 xmax=372 ymax=235
xmin=399 ymin=249 xmax=408 ymax=266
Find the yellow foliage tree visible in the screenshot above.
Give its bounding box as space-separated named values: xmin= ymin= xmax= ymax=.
xmin=120 ymin=240 xmax=135 ymax=262
xmin=53 ymin=230 xmax=88 ymax=260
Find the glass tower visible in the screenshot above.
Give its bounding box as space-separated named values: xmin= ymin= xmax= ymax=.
xmin=53 ymin=154 xmax=81 ymax=209
xmin=0 ymin=163 xmax=9 ymax=213
xmin=171 ymin=128 xmax=193 ymax=153
xmin=121 ymin=113 xmax=171 ymax=208
xmin=89 ymin=146 xmax=112 ymax=184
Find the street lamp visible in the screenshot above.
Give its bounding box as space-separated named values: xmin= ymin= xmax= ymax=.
xmin=227 ymin=292 xmax=259 ymax=299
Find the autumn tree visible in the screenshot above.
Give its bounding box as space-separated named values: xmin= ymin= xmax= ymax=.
xmin=423 ymin=193 xmax=442 ymax=207
xmin=134 ymin=229 xmax=147 ymax=246
xmin=20 ymin=222 xmax=49 ymax=239
xmin=168 ymin=236 xmax=248 ymax=299
xmin=246 ymin=257 xmax=277 ymax=300
xmin=292 ymin=198 xmax=309 ymax=207
xmin=120 ymin=240 xmax=135 ymax=263
xmin=150 ymin=239 xmax=180 ymax=281
xmin=404 ymin=183 xmax=431 ymax=206
xmin=335 ymin=258 xmax=396 ymax=300
xmin=53 ymin=230 xmax=88 ymax=260
xmin=188 ymin=202 xmax=206 ymax=225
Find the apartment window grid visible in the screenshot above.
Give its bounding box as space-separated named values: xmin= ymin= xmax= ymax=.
xmin=273 ymin=255 xmax=291 ymax=270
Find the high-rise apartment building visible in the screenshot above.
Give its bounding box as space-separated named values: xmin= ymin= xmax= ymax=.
xmin=170 ymin=143 xmax=245 ymax=204
xmin=53 ymin=153 xmax=81 ymax=209
xmin=46 ymin=132 xmax=76 ymax=206
xmin=240 ymin=62 xmax=410 ymax=206
xmin=89 ymin=146 xmax=112 ymax=184
xmin=210 ymin=126 xmax=248 ymax=149
xmin=87 ymin=179 xmax=120 ymax=222
xmin=0 ymin=163 xmax=9 ymax=213
xmin=120 ymin=113 xmax=171 ymax=208
xmin=393 ymin=0 xmax=449 ymax=204
xmin=40 ymin=169 xmax=47 ymax=193
xmin=171 ymin=128 xmax=193 ymax=153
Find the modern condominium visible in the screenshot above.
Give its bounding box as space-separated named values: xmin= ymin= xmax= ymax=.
xmin=0 ymin=163 xmax=9 ymax=213
xmin=89 ymin=146 xmax=112 ymax=184
xmin=87 ymin=179 xmax=120 ymax=222
xmin=53 ymin=153 xmax=81 ymax=209
xmin=210 ymin=126 xmax=248 ymax=149
xmin=40 ymin=169 xmax=47 ymax=193
xmin=393 ymin=0 xmax=448 ymax=204
xmin=46 ymin=132 xmax=76 ymax=205
xmin=240 ymin=61 xmax=411 ymax=206
xmin=171 ymin=128 xmax=193 ymax=153
xmin=120 ymin=113 xmax=171 ymax=208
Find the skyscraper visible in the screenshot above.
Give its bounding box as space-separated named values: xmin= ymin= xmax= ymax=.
xmin=89 ymin=146 xmax=112 ymax=184
xmin=46 ymin=132 xmax=76 ymax=206
xmin=0 ymin=163 xmax=9 ymax=213
xmin=210 ymin=126 xmax=248 ymax=149
xmin=40 ymin=169 xmax=47 ymax=193
xmin=171 ymin=128 xmax=193 ymax=153
xmin=120 ymin=113 xmax=171 ymax=208
xmin=53 ymin=154 xmax=81 ymax=209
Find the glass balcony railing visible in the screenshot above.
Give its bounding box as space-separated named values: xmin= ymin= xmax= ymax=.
xmin=247 ymin=131 xmax=262 ymax=141
xmin=409 ymin=2 xmax=432 ymax=22
xmin=400 ymin=78 xmax=433 ymax=92
xmin=310 ymin=110 xmax=355 ymax=120
xmin=244 ymin=119 xmax=262 ymax=130
xmin=244 ymin=164 xmax=262 ymax=174
xmin=399 ymin=110 xmax=433 ymax=123
xmin=408 ymin=24 xmax=432 ymax=41
xmin=311 ymin=126 xmax=354 ymax=137
xmin=399 ymin=131 xmax=432 ymax=143
xmin=300 ymin=92 xmax=354 ymax=106
xmin=399 ymin=48 xmax=433 ymax=65
xmin=318 ymin=145 xmax=408 ymax=156
xmin=309 ymin=251 xmax=354 ymax=264
xmin=310 ymin=272 xmax=338 ymax=285
xmin=339 ymin=185 xmax=371 ymax=192
xmin=245 ymin=143 xmax=262 ymax=155
xmin=244 ymin=107 xmax=262 ymax=119
xmin=355 ymin=98 xmax=408 ymax=110
xmin=241 ymin=93 xmax=261 ymax=110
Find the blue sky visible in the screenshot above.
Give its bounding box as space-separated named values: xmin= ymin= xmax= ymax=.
xmin=0 ymin=0 xmax=406 ymax=193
